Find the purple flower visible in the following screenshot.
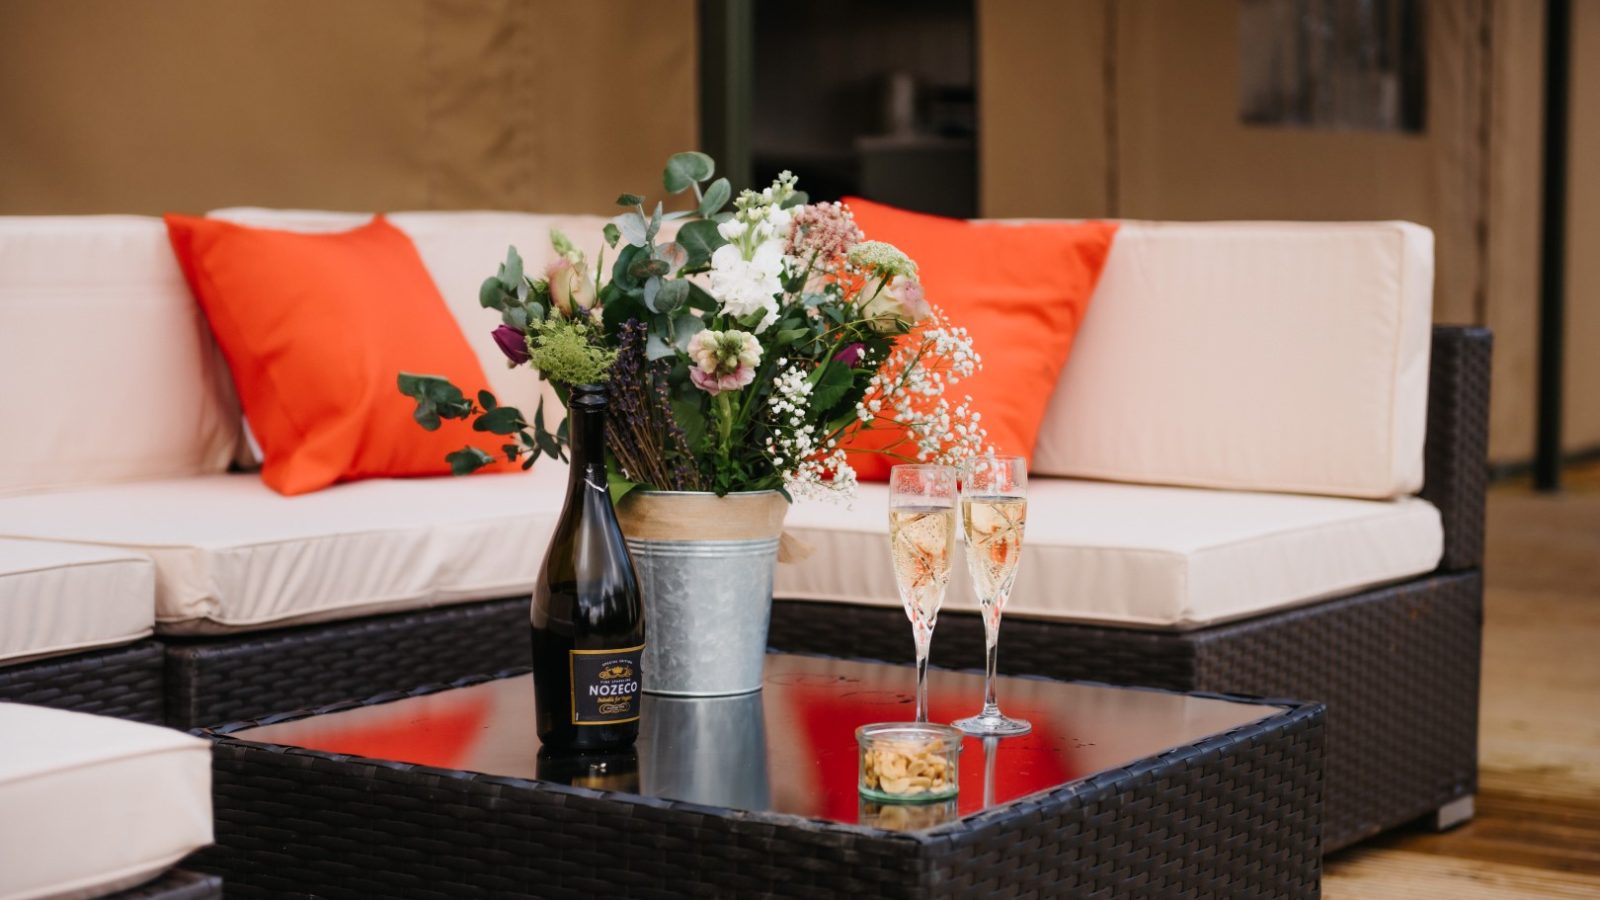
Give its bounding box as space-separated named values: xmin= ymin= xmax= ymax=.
xmin=492 ymin=324 xmax=530 ymax=365
xmin=834 ymin=343 xmax=865 ymax=367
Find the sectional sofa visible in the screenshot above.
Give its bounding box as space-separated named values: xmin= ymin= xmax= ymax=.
xmin=0 ymin=210 xmax=1486 ymax=856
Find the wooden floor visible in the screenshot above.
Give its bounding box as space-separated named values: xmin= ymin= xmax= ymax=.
xmin=1323 ymin=462 xmax=1600 ymax=897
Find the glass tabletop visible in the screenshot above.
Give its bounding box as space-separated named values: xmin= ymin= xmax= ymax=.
xmin=238 ymin=654 xmax=1280 ymax=831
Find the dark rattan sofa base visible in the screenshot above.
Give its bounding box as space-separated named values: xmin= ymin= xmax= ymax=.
xmin=195 ymin=673 xmax=1324 ymax=899
xmin=0 ymin=640 xmax=165 ymax=724
xmin=771 ymin=569 xmax=1481 ymax=852
xmin=162 ymin=597 xmax=529 ymax=729
xmin=111 ymin=869 xmax=222 ymax=899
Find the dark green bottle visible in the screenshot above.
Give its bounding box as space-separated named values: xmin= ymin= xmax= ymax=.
xmin=529 ymin=383 xmax=645 ymax=750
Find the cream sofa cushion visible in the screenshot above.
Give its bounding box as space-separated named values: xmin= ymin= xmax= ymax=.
xmin=0 ymin=703 xmax=211 ymax=900
xmin=0 ymin=468 xmax=567 ymax=634
xmin=777 ymin=478 xmax=1443 ymax=630
xmin=0 ymin=540 xmax=155 ymax=665
xmin=0 ymin=217 xmax=238 ymax=495
xmin=209 ymin=208 xmax=618 ymax=421
xmin=1031 ymin=221 xmax=1434 ymax=499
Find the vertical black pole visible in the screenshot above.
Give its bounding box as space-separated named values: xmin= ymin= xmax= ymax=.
xmin=1536 ymin=0 xmax=1571 ymax=491
xmin=699 ymin=0 xmax=754 ymax=193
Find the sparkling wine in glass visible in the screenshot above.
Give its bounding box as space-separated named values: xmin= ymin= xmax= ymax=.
xmin=954 ymin=456 xmax=1032 ymax=737
xmin=888 ymin=464 xmax=958 ymax=723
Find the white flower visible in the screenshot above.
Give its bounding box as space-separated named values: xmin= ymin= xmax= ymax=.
xmin=717 ymin=219 xmax=748 ymax=241
xmin=709 ymin=239 xmax=785 ymax=332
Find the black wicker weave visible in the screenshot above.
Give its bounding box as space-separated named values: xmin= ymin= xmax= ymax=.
xmin=0 ymin=640 xmax=164 ymax=724
xmin=1420 ymin=326 xmax=1492 ymax=572
xmin=110 ymin=869 xmax=222 ymax=899
xmin=771 ymin=572 xmax=1476 ymax=853
xmin=194 ymin=670 xmax=1325 ymax=899
xmin=162 ymin=597 xmax=529 ymax=729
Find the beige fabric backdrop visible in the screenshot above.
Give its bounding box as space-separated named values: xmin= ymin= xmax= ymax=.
xmin=0 ymin=0 xmax=698 ymax=215
xmin=979 ymin=0 xmax=1600 ymax=464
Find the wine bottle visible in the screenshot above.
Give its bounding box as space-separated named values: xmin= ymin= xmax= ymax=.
xmin=530 ymin=383 xmax=645 ymax=750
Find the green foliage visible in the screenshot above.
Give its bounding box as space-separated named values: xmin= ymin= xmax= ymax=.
xmin=398 ymin=149 xmax=963 ymax=497
xmin=663 ymin=151 xmax=715 ymax=193
xmin=398 ymin=373 xmax=474 ymax=430
xmin=675 ymin=219 xmax=727 ymax=271
xmin=446 ymin=447 xmax=495 ymax=476
xmin=526 ymin=318 xmax=617 ymax=386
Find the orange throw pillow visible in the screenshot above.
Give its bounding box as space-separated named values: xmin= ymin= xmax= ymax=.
xmin=841 ymin=198 xmax=1117 ymax=480
xmin=165 ymin=214 xmax=508 ymax=495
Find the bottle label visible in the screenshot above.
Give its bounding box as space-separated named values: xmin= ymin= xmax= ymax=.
xmin=569 ymin=645 xmax=644 ymax=725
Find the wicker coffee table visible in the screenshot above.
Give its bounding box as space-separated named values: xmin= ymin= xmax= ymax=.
xmin=194 ymin=654 xmax=1324 ymax=898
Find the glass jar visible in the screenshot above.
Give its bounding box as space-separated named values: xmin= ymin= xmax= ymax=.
xmin=857 ymin=722 xmax=961 ymax=803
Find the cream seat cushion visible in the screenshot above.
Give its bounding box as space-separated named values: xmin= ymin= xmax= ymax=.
xmin=0 ymin=540 xmax=155 ymax=665
xmin=777 ymin=478 xmax=1444 ymax=630
xmin=0 ymin=703 xmax=212 ymax=900
xmin=0 ymin=468 xmax=568 ymax=635
xmin=1031 ymin=220 xmax=1434 ymax=500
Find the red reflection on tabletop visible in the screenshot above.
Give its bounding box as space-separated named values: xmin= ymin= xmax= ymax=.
xmin=296 ymin=695 xmax=493 ymax=770
xmin=789 ymin=684 xmax=1079 ymax=823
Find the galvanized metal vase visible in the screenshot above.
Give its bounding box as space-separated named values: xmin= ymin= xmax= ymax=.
xmin=615 ymin=490 xmax=788 ymax=696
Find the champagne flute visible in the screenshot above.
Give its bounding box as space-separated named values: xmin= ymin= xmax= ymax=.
xmin=888 ymin=464 xmax=958 ymax=723
xmin=954 ymin=456 xmax=1032 ymax=736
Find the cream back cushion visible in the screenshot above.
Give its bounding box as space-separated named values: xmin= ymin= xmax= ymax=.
xmin=1031 ymin=221 xmax=1434 ymax=499
xmin=0 ymin=216 xmax=238 ymax=494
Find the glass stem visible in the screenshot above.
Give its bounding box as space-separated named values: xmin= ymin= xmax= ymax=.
xmin=914 ymin=626 xmax=932 ymax=723
xmin=982 ymin=604 xmax=1001 ymax=716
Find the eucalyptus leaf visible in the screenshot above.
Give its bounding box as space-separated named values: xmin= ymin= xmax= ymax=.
xmin=653 ymin=241 xmax=689 ymax=276
xmin=671 ymin=310 xmax=705 ymax=351
xmin=613 ymin=211 xmax=649 ymax=247
xmin=663 ymin=151 xmax=715 ymax=193
xmin=612 ymin=243 xmax=646 ymax=290
xmin=654 ymin=279 xmax=691 ymax=315
xmin=645 ymin=330 xmax=676 ymax=361
xmin=616 ymin=193 xmax=644 ymax=207
xmin=698 ymin=177 xmax=731 ymax=216
xmin=629 ymin=256 xmax=670 ymax=281
xmin=473 ymin=406 xmax=524 ymax=435
xmin=676 ymin=219 xmax=727 ymax=270
xmin=646 ymin=202 xmax=662 ymax=243
xmin=780 ymin=190 xmax=809 ymax=209
xmin=446 ymin=446 xmax=495 ymax=476
xmin=477 ymin=390 xmax=497 ymax=410
xmin=774 ymin=327 xmax=808 ymax=347
xmin=499 ymin=247 xmax=524 ymax=289
xmin=502 ymin=443 xmax=520 ymax=462
xmin=642 ymin=276 xmax=662 ymax=313
xmin=602 ymin=222 xmax=621 ymax=247
xmin=478 ymin=276 xmax=507 ymax=311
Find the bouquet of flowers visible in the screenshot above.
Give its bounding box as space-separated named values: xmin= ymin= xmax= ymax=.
xmin=400 ymin=152 xmax=987 ymax=501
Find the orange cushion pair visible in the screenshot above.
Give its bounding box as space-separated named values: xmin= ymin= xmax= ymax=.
xmin=166 ymin=214 xmax=508 ymax=495
xmin=840 ymin=198 xmax=1118 ymax=480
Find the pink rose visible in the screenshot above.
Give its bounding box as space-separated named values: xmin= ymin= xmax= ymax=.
xmin=546 ymin=254 xmax=597 ymax=317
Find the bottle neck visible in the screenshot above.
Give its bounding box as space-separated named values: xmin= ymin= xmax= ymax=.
xmin=567 ymin=387 xmax=608 ymax=475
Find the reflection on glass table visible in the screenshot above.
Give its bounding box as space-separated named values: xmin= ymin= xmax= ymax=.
xmin=240 ymin=654 xmax=1278 ymax=830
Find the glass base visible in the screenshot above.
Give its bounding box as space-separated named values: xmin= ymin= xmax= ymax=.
xmin=953 ymin=711 xmax=1032 ymax=737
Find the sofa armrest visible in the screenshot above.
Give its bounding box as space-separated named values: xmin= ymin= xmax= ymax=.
xmin=1421 ymin=326 xmax=1492 ymax=571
